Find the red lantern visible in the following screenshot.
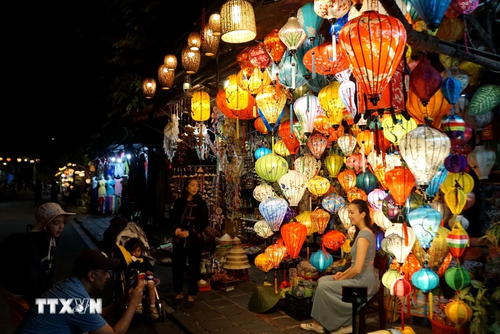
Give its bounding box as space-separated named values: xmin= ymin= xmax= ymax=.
xmin=445 ymin=0 xmax=479 ymax=18
xmin=307 ymin=133 xmax=328 ymax=159
xmin=338 ymin=11 xmax=407 ymax=105
xmin=345 ymin=153 xmax=367 ymax=174
xmin=236 ymin=47 xmax=253 ymax=70
xmin=347 ymin=187 xmax=368 ymax=202
xmin=311 ymin=208 xmax=331 ymax=235
xmin=254 ymin=117 xmax=269 ymax=134
xmin=391 ymin=277 xmax=412 ymax=297
xmin=278 ymin=120 xmax=300 ymax=155
xmin=410 ymin=54 xmax=443 ymax=107
xmin=216 ymin=89 xmax=257 ymax=120
xmin=281 ymin=222 xmax=307 ymax=259
xmin=401 ymin=254 xmax=421 ymax=280
xmin=328 ymin=124 xmax=345 ymax=142
xmin=263 ymin=29 xmax=286 ymax=65
xmin=249 ymin=43 xmax=273 ymax=72
xmin=303 ymin=40 xmax=349 ymax=77
xmin=385 ymin=166 xmax=415 ymax=206
xmin=322 ymin=230 xmax=346 ymax=251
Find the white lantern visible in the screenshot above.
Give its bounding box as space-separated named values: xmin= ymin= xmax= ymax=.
xmin=374 ymin=210 xmax=393 ymax=230
xmin=337 ymin=134 xmax=357 ymax=156
xmin=399 ymin=125 xmax=451 ymax=187
xmin=293 ymin=154 xmax=321 ymax=180
xmin=293 ymin=94 xmax=324 ymax=136
xmin=337 ymin=205 xmax=350 ymax=230
xmin=467 ymin=145 xmax=496 ymax=180
xmin=278 ymin=14 xmax=307 ymax=56
xmin=278 ymin=170 xmax=308 ymax=207
xmin=384 ymin=224 xmax=416 ymax=264
xmin=253 ymin=183 xmax=275 ymax=202
xmin=254 ymin=220 xmax=274 ymax=239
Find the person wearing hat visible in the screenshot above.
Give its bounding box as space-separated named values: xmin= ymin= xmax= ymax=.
xmin=0 ymin=202 xmax=75 ymax=325
xmin=17 ymin=249 xmax=144 ymax=334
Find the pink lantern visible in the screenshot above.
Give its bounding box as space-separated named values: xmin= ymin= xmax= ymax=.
xmin=445 ymin=0 xmax=479 ymax=18
xmin=249 ymin=43 xmax=273 ymax=72
xmin=307 ymin=133 xmax=329 ymax=159
xmin=368 ymin=189 xmax=388 ymax=212
xmin=345 ymin=153 xmax=367 ymax=174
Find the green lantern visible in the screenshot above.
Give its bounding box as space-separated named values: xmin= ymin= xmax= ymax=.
xmin=382 ymin=269 xmax=400 ymax=290
xmin=255 ymin=154 xmax=289 ymax=182
xmin=444 ymin=266 xmax=471 ymax=291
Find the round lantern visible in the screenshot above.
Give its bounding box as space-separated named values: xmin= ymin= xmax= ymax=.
xmin=435 ymin=17 xmax=465 ymax=42
xmin=322 ymin=193 xmax=346 ymax=214
xmin=390 ymin=277 xmax=412 ymax=297
xmin=255 ymin=147 xmax=272 ymax=160
xmin=408 ymin=205 xmax=442 ymax=250
xmin=254 ymin=183 xmax=275 ymax=202
xmin=337 ymin=134 xmax=357 ymax=156
xmin=265 ymin=242 xmax=287 ymax=269
xmin=254 ymin=253 xmax=274 ymax=272
xmin=278 ymin=14 xmax=307 ymax=55
xmin=314 ymin=115 xmax=333 ymax=136
xmin=259 ymin=197 xmax=289 ymax=231
xmin=216 ymin=89 xmax=257 ymax=120
xmin=237 ymin=67 xmax=271 ymax=96
xmin=294 ymin=154 xmax=321 ymax=180
xmin=225 ymin=74 xmax=249 ymax=110
xmin=356 ymin=171 xmax=378 ymax=193
xmin=279 ymin=170 xmax=308 ymax=207
xmin=441 ymin=115 xmax=466 ymax=140
xmin=467 ymin=145 xmax=496 ymax=180
xmin=256 ymin=85 xmax=288 ymax=127
xmin=382 ymin=114 xmax=418 ymax=145
xmin=297 ymin=2 xmax=324 ymax=42
xmin=373 ymin=210 xmax=392 ymax=230
xmin=310 ymin=249 xmax=334 ymax=272
xmin=463 ymin=192 xmax=476 ymax=211
xmin=447 ymin=222 xmax=469 ymax=259
xmin=249 ymin=43 xmax=273 ymax=71
xmin=346 ymin=187 xmax=367 ymax=203
xmin=254 ymin=220 xmax=274 ymax=239
xmin=255 ymin=154 xmax=288 ymax=182
xmin=307 ymin=133 xmax=328 ymax=159
xmin=274 ymin=140 xmax=291 ymax=157
xmin=412 ymin=266 xmax=439 ymax=294
xmin=264 ymin=29 xmax=286 ymax=65
xmin=441 ymin=172 xmax=474 ymax=195
xmin=445 ymin=0 xmax=479 ymax=18
xmin=294 ymin=93 xmax=324 ymax=136
xmin=181 ymin=46 xmax=200 ymax=74
xmin=303 ymin=41 xmax=350 ymax=78
xmin=385 ymin=224 xmax=417 ymax=264
xmin=382 ymin=269 xmax=400 ymax=289
xmin=220 ymin=0 xmax=257 ymax=44
xmin=345 ymin=153 xmax=367 ymax=175
xmin=444 ymin=154 xmax=468 ymax=173
xmin=141 ymin=78 xmax=156 ymax=99
xmin=368 ymin=189 xmax=388 ymax=212
xmin=338 ymin=169 xmax=357 ymax=192
xmin=307 ymin=176 xmax=331 ymax=197
xmin=385 ymin=167 xmax=416 ymax=206
xmin=281 ymin=222 xmax=307 ymax=258
xmin=445 ymin=300 xmax=472 ymax=329
xmin=325 ymin=154 xmax=344 ymax=178
xmin=314 ymin=0 xmax=351 ymax=24
xmin=322 ymin=230 xmax=346 ymax=251
xmin=191 ymin=91 xmax=211 ymax=122
xmin=338 ymin=11 xmax=406 ymax=105
xmin=311 ymin=208 xmax=331 ymax=234
xmin=255 ymin=117 xmax=269 ymax=134
xmin=444 ymin=266 xmax=471 ymax=291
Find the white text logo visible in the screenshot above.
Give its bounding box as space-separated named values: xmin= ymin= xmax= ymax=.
xmin=35 ymin=298 xmax=102 ymax=314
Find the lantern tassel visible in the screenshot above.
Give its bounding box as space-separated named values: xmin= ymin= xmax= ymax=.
xmin=291 ymin=62 xmax=296 ymax=90
xmin=274 ymin=270 xmax=278 ymax=294
xmin=253 ymin=101 xmax=257 ymax=118
xmin=429 ymin=291 xmax=433 ymax=321
xmin=403 ymin=221 xmax=409 ymax=247
xmin=236 ymin=116 xmax=239 ymax=139
xmin=331 ymin=26 xmax=337 ymax=61
xmin=401 ymin=305 xmax=405 ymax=330
xmin=312 ymin=51 xmax=315 ymax=79
xmin=276 ymin=73 xmax=280 ymax=96
xmin=361 ymin=143 xmax=366 ymax=173
xmin=290 ymin=103 xmax=294 ymax=135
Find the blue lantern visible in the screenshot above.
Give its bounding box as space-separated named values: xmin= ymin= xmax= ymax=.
xmin=426 ymin=164 xmax=448 ymax=199
xmin=307 ymin=73 xmax=329 ymax=93
xmin=408 ymin=205 xmax=442 ymax=250
xmin=254 ymin=147 xmax=272 ymax=160
xmin=297 ymin=2 xmax=324 ymax=43
xmin=322 ymin=193 xmax=345 ymax=214
xmin=295 ymin=34 xmax=324 ymax=79
xmin=356 ymin=171 xmax=378 ymax=193
xmin=259 ymin=197 xmax=288 ymax=232
xmin=328 ymin=12 xmax=348 ymax=42
xmin=407 ymin=0 xmax=453 ymax=31
xmin=403 ymin=191 xmax=426 ymax=218
xmin=310 ymin=249 xmax=333 ymax=272
xmin=412 ymin=266 xmax=439 ymax=293
xmin=375 ymin=230 xmax=384 ymax=252
xmin=279 ymin=51 xmax=308 ymax=90
xmin=441 ymin=77 xmax=462 ymax=105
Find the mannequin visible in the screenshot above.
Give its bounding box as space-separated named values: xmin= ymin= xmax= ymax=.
xmin=91 ymin=176 xmax=99 ymax=213
xmin=106 ymin=175 xmax=116 ymax=214
xmin=97 ymin=175 xmax=106 ymax=214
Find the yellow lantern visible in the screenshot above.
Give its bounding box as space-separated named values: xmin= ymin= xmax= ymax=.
xmin=382 ymin=114 xmax=418 ymax=145
xmin=444 ymin=188 xmax=467 ymax=215
xmin=181 ymin=45 xmax=200 ymax=74
xmin=295 ymin=211 xmax=316 ymax=236
xmin=445 ymin=300 xmax=472 ymax=329
xmin=341 ymin=239 xmax=352 ymax=254
xmin=407 ymin=89 xmax=452 ymax=126
xmin=221 ymin=0 xmax=257 ymax=44
xmin=318 ymin=81 xmax=344 ymax=125
xmin=225 ymin=74 xmax=249 ymax=110
xmin=441 ymin=172 xmax=474 ymax=194
xmin=141 ymin=78 xmax=156 ymax=99
xmin=254 ymin=253 xmax=274 ymax=273
xmin=164 ymin=54 xmax=177 ymax=71
xmin=356 ymin=130 xmax=373 ymax=156
xmin=256 ymin=85 xmax=288 ymax=127
xmin=459 ymin=60 xmax=483 ymax=86
xmin=191 ymin=91 xmax=211 ymax=122
xmin=187 ymin=31 xmax=201 ymax=51
xmin=207 ymin=13 xmax=221 ymax=36
xmin=274 ymin=140 xmax=291 ymax=157
xmin=307 ymin=176 xmax=331 ymax=197
xmin=255 ymin=154 xmax=289 ymax=182
xmin=311 ymin=208 xmax=330 ymax=235
xmin=439 ymin=54 xmax=460 ymax=69
xmin=237 ymin=67 xmax=271 ymax=95
xmin=325 ymin=154 xmax=344 ymax=178
xmin=158 ymin=64 xmax=174 ymax=90
xmin=201 ymin=26 xmax=220 ymax=57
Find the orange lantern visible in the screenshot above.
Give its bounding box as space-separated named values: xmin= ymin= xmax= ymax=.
xmin=236 ymin=47 xmax=253 ymax=70
xmin=307 ymin=133 xmax=328 ymax=159
xmin=254 ymin=253 xmax=274 ymax=273
xmin=281 ymin=222 xmax=307 ymax=259
xmin=278 ymin=119 xmax=300 ymax=155
xmin=435 ymin=16 xmax=465 ymax=42
xmin=274 ymin=140 xmax=291 ymax=157
xmin=216 ymin=89 xmax=256 ymax=120
xmin=401 ymin=254 xmax=421 ymax=280
xmin=311 ymin=208 xmax=331 ymax=234
xmin=338 ymin=11 xmax=407 ymax=106
xmin=254 ymin=117 xmax=269 ymax=134
xmin=265 ymin=241 xmax=287 ymax=269
xmin=314 ymin=115 xmax=333 ymax=136
xmin=237 ymin=67 xmax=271 ymax=95
xmin=374 ymin=165 xmax=389 ymax=190
xmin=407 ymin=89 xmax=453 ymax=126
xmin=385 ymin=166 xmax=415 ymax=206
xmin=303 ymin=40 xmax=349 ymax=78
xmin=356 ymin=130 xmax=373 ymax=156
xmin=347 ymin=187 xmax=367 ymax=202
xmin=322 ymin=230 xmax=346 ymax=251
xmin=295 ymin=211 xmax=316 ymax=236
xmin=338 ymin=169 xmax=357 ymax=192
xmin=264 ymin=29 xmax=287 ymax=65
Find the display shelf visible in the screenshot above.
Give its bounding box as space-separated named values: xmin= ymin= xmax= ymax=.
xmin=240 ymin=218 xmax=259 ymax=222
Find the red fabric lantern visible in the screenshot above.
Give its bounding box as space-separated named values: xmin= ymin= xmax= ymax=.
xmin=278 ymin=120 xmax=300 ymax=154
xmin=345 ymin=153 xmax=367 ymax=174
xmin=216 ymin=89 xmax=257 ymax=120
xmin=391 ymin=277 xmax=412 ymax=297
xmin=311 ymin=208 xmax=331 ymax=235
xmin=347 ymin=187 xmax=368 ymax=202
xmin=401 ymin=254 xmax=421 ymax=280
xmin=307 ymin=133 xmax=328 ymax=159
xmin=328 ymin=124 xmax=345 ymax=142
xmin=249 ymin=43 xmax=273 ymax=72
xmin=281 ymin=222 xmax=307 ymax=259
xmin=236 ymin=47 xmax=253 ymax=70
xmin=303 ymin=41 xmax=349 ymax=77
xmin=322 ymin=230 xmax=346 ymax=251
xmin=385 ymin=166 xmax=415 ymax=206
xmin=338 ymin=11 xmax=407 ymax=106
xmin=254 ymin=117 xmax=269 ymax=134
xmin=445 ymin=0 xmax=479 ymax=18
xmin=264 ymin=29 xmax=286 ymax=65
xmin=410 ymin=54 xmax=443 ymax=107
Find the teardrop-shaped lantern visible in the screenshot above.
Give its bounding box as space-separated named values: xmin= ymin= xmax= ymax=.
xmin=278 ymin=120 xmax=300 ymax=154
xmin=255 ymin=154 xmax=289 ymax=182
xmin=382 ymin=114 xmax=418 ymax=145
xmin=256 ymin=85 xmax=288 ymax=127
xmin=254 ymin=220 xmax=274 ymax=239
xmin=467 ymin=145 xmax=496 ymax=180
xmin=295 ymin=211 xmax=316 ymax=236
xmin=279 ymin=14 xmax=307 ymax=56
xmin=294 ymin=93 xmax=324 ymax=136
xmin=307 ymin=176 xmax=331 ymax=197
xmin=279 ymin=51 xmax=308 ymax=90
xmin=254 ymin=252 xmax=274 ymax=273
xmin=385 ymin=223 xmax=417 ymax=264
xmin=281 ymin=222 xmax=307 ymax=258
xmin=294 ymin=154 xmax=321 ymax=180
xmin=374 ymin=210 xmax=393 ymax=230
xmin=311 ymin=208 xmax=331 ymax=234
xmin=338 ymin=169 xmax=357 ymax=193
xmin=249 ymin=43 xmax=274 ymax=71
xmin=318 ymin=81 xmax=345 ymax=125
xmin=325 ymin=154 xmax=344 ymax=178
xmin=399 ymin=125 xmax=451 ymax=187
xmin=265 ymin=242 xmax=287 ymax=269
xmin=444 ymin=188 xmax=467 ymax=215
xmin=263 ymin=29 xmax=286 ymax=65
xmin=314 ymin=0 xmax=351 ymax=24
xmin=446 ymin=222 xmax=469 ymax=259
xmin=368 ymin=189 xmax=388 ymax=212
xmin=410 ymin=54 xmax=443 ymax=107
xmin=408 ymin=0 xmax=453 ymax=31
xmin=441 ymin=115 xmax=466 ymax=140
xmin=253 ymin=183 xmax=275 ymax=202
xmin=356 ymin=171 xmax=378 ymax=193
xmin=426 ymin=164 xmax=448 ymax=199
xmin=407 ymin=89 xmax=452 ymax=126
xmin=408 ymin=205 xmax=442 ymax=250
xmin=385 ymin=167 xmax=416 ymax=206
xmin=322 ymin=193 xmax=346 ymax=214
xmin=441 ymin=76 xmax=462 ymax=105
xmin=337 ymin=134 xmax=357 ymax=156
xmin=259 ymin=197 xmax=289 ymax=231
xmin=279 ymin=170 xmax=308 ymax=207
xmin=307 ymin=133 xmax=328 ymax=159
xmin=297 ymin=2 xmax=324 ymax=42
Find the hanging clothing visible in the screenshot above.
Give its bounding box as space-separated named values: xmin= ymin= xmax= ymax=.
xmin=106 ymin=178 xmax=115 ymax=196
xmin=114 ymin=162 xmax=125 ymax=178
xmin=114 ymin=178 xmax=123 ymax=197
xmin=97 ymin=179 xmax=106 ymax=198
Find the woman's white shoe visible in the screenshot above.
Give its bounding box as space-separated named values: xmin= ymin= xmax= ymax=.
xmin=300 ymin=322 xmax=326 ymax=333
xmin=330 ymin=325 xmax=353 ymax=334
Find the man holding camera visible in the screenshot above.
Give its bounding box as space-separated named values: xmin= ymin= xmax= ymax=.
xmin=17 ymin=249 xmax=144 ymax=334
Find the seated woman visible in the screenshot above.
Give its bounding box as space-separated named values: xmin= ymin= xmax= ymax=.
xmin=300 ymin=199 xmax=377 ymax=334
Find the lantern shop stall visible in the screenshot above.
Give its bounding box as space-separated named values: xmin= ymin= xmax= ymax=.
xmin=54 ymin=163 xmax=88 ymax=206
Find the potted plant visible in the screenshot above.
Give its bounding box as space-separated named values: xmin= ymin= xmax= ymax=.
xmin=479 ymin=221 xmax=500 ymax=259
xmin=461 ymin=280 xmax=500 ymax=334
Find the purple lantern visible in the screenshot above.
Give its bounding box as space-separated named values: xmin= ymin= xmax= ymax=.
xmin=382 ymin=194 xmax=400 ymax=219
xmin=444 ymin=154 xmax=468 ymax=173
xmin=368 ymin=189 xmax=388 ymax=212
xmin=282 ymin=206 xmax=296 ymax=224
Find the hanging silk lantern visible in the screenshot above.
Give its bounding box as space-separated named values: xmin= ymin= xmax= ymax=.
xmin=224 ymin=74 xmax=249 ymax=110
xmin=293 ymin=121 xmax=308 ymax=146
xmin=464 ymin=111 xmax=494 ymax=131
xmin=444 ymin=154 xmax=468 ymax=173
xmin=254 ymin=220 xmax=274 ymax=239
xmin=441 ymin=115 xmax=466 ymax=140
xmin=382 ymin=269 xmax=400 ymax=290
xmin=402 ymin=254 xmax=422 ymax=280
xmin=345 ymin=153 xmax=367 ymax=175
xmin=399 ymin=125 xmax=451 ymax=187
xmin=314 ymin=115 xmax=333 ymax=136
xmin=404 ymin=191 xmax=426 ymax=218
xmin=217 ymin=88 xmax=257 ymax=120
xmin=444 ymin=266 xmax=471 ymax=291
xmin=278 ymin=120 xmax=300 ymax=154
xmin=408 ymin=205 xmax=442 ymax=250
xmin=322 ymin=230 xmax=346 ymax=251
xmin=338 ymin=169 xmax=357 ymax=193
xmin=294 ymin=154 xmax=321 ymax=180
xmin=467 ymin=145 xmax=496 ymax=180
xmin=426 ymin=164 xmax=448 ymax=199
xmin=337 ymin=134 xmax=357 ymax=156
xmin=447 ymin=222 xmax=469 ymax=259
xmin=385 ymin=224 xmax=417 ymax=264
xmin=409 ymin=54 xmax=443 ymax=107
xmin=307 ymin=176 xmax=331 ymax=197
xmin=413 ymin=226 xmax=451 ymax=272
xmin=294 ymin=93 xmax=324 ymax=136
xmin=281 ymin=222 xmax=307 ymax=258
xmin=435 ymin=16 xmax=464 ymax=42
xmin=275 ymin=140 xmax=291 ymax=157
xmin=445 ymin=300 xmax=472 ymax=330
xmin=253 ymin=183 xmax=275 ymax=202
xmin=347 ymin=187 xmax=367 ymax=202
xmin=255 ymin=253 xmax=274 ymax=273
xmin=279 ymin=51 xmax=308 ymax=91
xmin=263 ymin=29 xmax=286 ymax=65
xmin=303 ymin=41 xmax=350 ymax=79
xmin=322 ymin=193 xmax=346 ymax=214
xmin=338 ymin=11 xmax=406 ymax=106
xmin=265 ymin=242 xmax=287 ymax=269
xmin=356 ymin=171 xmax=378 ymax=194
xmin=459 ymin=60 xmax=483 ymax=86
xmin=297 ymin=2 xmax=324 ymax=42
xmin=255 ymin=154 xmax=289 ymax=182
xmin=445 ymin=0 xmax=479 ymax=18
xmin=314 ymin=0 xmax=350 ymax=24
xmin=279 ymin=14 xmax=307 ymax=56
xmin=279 ymin=170 xmax=308 ymax=207
xmin=407 ymin=0 xmax=453 ymax=31
xmin=310 ymin=248 xmax=334 ymax=272
xmin=337 ymin=205 xmax=350 ymax=230
xmin=256 ymin=85 xmax=288 ymax=127
xmin=328 ymin=124 xmax=345 ymax=142
xmin=181 ymin=46 xmax=200 ymax=74
xmin=444 ymin=187 xmax=467 ymax=215
xmin=236 ymin=47 xmax=253 ymax=70
xmin=412 ymin=267 xmax=439 ymax=305
xmin=444 ymin=66 xmax=470 ymax=93
xmin=382 ymin=194 xmax=400 ymax=219
xmin=356 ymin=130 xmax=373 ymax=156
xmin=441 ymin=77 xmax=462 ymax=105
xmin=391 ymin=277 xmax=413 ymax=297
xmin=339 ymin=80 xmax=357 ymax=119
xmin=318 ymin=81 xmax=344 ymax=125
xmin=295 ymin=211 xmax=316 ymax=236
xmin=283 ymin=207 xmax=297 ymax=224
xmin=325 ymin=154 xmax=344 ymax=178
xmin=191 ymin=91 xmax=211 ymax=122
xmin=237 ymin=67 xmax=271 ymax=96
xmin=307 ymin=133 xmax=328 ymax=159
xmin=254 ymin=147 xmax=272 ymax=160
xmin=382 ymin=114 xmax=418 ymax=145
xmin=441 ymin=172 xmax=474 ymax=195
xmin=449 ymin=215 xmax=470 ymax=230
xmin=141 ymin=78 xmax=156 ymax=99
xmin=311 ymin=208 xmax=331 ymax=234
xmin=368 ymin=189 xmax=388 ymax=212
xmin=249 ymin=43 xmax=273 ymax=72
xmin=254 ymin=117 xmax=269 ymax=134
xmin=385 ymin=167 xmax=416 ymax=207
xmin=259 ymin=196 xmax=289 ymax=231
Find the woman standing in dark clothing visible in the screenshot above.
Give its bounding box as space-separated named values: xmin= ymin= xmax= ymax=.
xmin=170 ymin=177 xmax=208 ymax=308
